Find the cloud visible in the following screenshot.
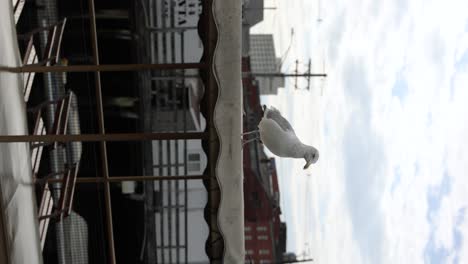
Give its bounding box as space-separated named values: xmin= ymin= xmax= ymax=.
xmin=341 ymin=112 xmax=387 ymax=262
xmin=426 ymin=171 xmax=452 ymax=222
xmin=423 ymin=167 xmax=466 ymax=264
xmin=342 ymin=116 xmax=386 ymax=263
xmin=424 ymin=206 xmax=466 ymax=264
xmin=252 ymin=0 xmax=468 ymax=262
xmin=337 ymin=56 xmax=388 ymax=263
xmin=325 ymin=9 xmax=346 ymax=63
xmin=391 ymin=168 xmax=402 ymax=194
xmin=453 ymin=208 xmax=466 ymax=264
xmin=392 ymin=71 xmax=409 ymax=100
xmin=428 ymin=30 xmax=447 ymax=67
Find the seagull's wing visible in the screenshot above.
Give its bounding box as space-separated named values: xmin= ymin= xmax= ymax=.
xmin=265 ymin=107 xmax=296 ymax=134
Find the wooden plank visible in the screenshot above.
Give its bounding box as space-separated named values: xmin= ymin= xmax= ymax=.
xmin=65 ymin=164 xmax=79 ymax=217
xmin=31 ymin=117 xmax=45 ymax=176
xmin=13 ymin=0 xmax=25 ymax=23
xmin=38 ymin=184 xmax=54 ymax=250
xmin=23 ymin=39 xmax=37 ymax=102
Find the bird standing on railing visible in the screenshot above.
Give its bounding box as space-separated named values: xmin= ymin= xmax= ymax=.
xmin=243 ymin=106 xmax=319 ymax=169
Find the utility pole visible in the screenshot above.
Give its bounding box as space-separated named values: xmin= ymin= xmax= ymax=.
xmin=245 ymin=58 xmax=327 ymax=92
xmin=306 ymin=59 xmax=312 ymax=90
xmin=294 ymin=59 xmax=299 ymax=89
xmin=246 ymin=59 xmax=327 ymax=91
xmin=281 ymin=258 xmax=314 ymax=263
xmin=291 ymin=58 xmax=324 ymax=90
xmin=246 ymin=7 xmax=278 ymax=10
xmin=248 ymin=72 xmax=327 ymax=78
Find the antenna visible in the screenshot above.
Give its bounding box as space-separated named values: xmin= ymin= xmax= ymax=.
xmin=317 ymin=0 xmax=323 ymax=23
xmin=279 ymin=28 xmax=295 ymax=70
xmin=320 ymin=58 xmax=327 ymax=96
xmin=289 ymin=59 xmax=326 ymax=90
xmin=306 ymin=59 xmax=312 ymax=90
xmin=249 ymin=59 xmax=326 ymax=91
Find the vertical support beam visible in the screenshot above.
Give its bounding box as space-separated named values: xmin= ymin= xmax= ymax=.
xmin=183 ymin=73 xmax=189 ymax=264
xmin=158 ymin=140 xmax=165 ymax=264
xmin=168 ymin=1 xmax=176 ymax=261
xmin=159 ymin=1 xmax=168 ymax=261
xmin=87 ymin=0 xmax=116 ymax=263
xmin=180 ymin=30 xmax=189 ymax=263
xmin=166 ymin=139 xmax=172 ymax=264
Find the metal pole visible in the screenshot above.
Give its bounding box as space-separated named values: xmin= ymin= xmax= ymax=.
xmin=46 ymin=175 xmax=209 ymax=183
xmin=282 ymin=259 xmax=314 ymax=263
xmin=151 ymin=75 xmax=199 ymax=81
xmin=168 ymin=3 xmax=176 ymax=261
xmin=159 ymin=5 xmax=169 ymax=261
xmin=249 ymin=72 xmax=327 ymax=77
xmin=0 ymin=62 xmax=207 ymax=73
xmin=0 ymin=132 xmax=207 ymax=143
xmin=181 ymin=32 xmax=189 ymax=264
xmin=248 ymin=72 xmax=327 ymax=78
xmin=146 ymin=26 xmax=197 ymax=32
xmin=86 ymin=0 xmax=115 ymax=262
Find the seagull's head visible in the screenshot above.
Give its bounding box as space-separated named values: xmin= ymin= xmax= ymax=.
xmin=303 ymin=147 xmax=319 ymax=170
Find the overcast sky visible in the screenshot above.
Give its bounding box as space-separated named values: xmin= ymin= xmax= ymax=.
xmin=251 ymin=0 xmax=468 ymax=263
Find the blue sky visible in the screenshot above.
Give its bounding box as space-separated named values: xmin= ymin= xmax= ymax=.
xmin=252 ymin=0 xmax=468 ymax=263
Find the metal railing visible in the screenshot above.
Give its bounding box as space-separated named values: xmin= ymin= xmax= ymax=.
xmin=1 ymin=0 xmax=222 ymax=263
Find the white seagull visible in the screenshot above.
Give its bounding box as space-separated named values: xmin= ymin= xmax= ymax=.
xmin=243 ymin=106 xmax=319 ymax=169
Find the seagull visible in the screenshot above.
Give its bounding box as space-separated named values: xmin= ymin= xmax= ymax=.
xmin=243 ymin=106 xmax=319 ymax=169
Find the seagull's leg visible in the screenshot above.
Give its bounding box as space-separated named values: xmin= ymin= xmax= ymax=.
xmin=242 ymin=138 xmax=258 ymax=144
xmin=241 ymin=130 xmax=259 ymax=136
xmin=242 ymin=137 xmax=260 ymax=149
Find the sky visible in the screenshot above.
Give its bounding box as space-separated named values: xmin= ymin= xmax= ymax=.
xmin=251 ymin=0 xmax=468 ymax=263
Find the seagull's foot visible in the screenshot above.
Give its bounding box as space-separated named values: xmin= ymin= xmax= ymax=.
xmin=241 ymin=137 xmax=261 ymax=149
xmin=241 ymin=130 xmax=259 ymax=136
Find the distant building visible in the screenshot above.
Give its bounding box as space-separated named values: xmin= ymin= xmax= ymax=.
xmin=156 ymin=0 xmax=203 ymax=63
xmin=241 ymin=1 xmax=285 ymax=96
xmin=242 ymin=0 xmax=264 ymax=27
xmin=241 ymin=0 xmax=264 ymax=56
xmin=149 ymin=2 xmax=209 ymax=262
xmin=249 ymin=34 xmax=285 ymax=95
xmin=243 ymin=157 xmax=285 ymax=263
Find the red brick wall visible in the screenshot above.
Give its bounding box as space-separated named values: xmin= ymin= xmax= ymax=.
xmin=245 ymin=221 xmax=274 ymax=263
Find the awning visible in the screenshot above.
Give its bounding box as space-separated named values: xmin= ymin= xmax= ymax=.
xmin=207 ymin=0 xmax=244 ymax=262
xmin=0 ymin=0 xmax=244 ymax=262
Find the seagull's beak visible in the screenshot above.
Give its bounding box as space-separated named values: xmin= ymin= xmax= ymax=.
xmin=303 ymin=160 xmax=312 ymax=170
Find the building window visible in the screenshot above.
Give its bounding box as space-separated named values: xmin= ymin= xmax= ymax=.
xmin=245 ymin=235 xmax=252 ymax=240
xmin=251 ymin=192 xmax=262 ymax=208
xmin=246 ymin=250 xmax=254 ymax=255
xmin=259 ymin=249 xmax=270 ymax=255
xmin=245 ymin=226 xmax=251 ymax=232
xmin=256 ymin=226 xmax=267 ymax=232
xmin=258 ymin=235 xmax=268 ymax=240
xmin=259 ymin=260 xmax=271 ymax=264
xmin=187 ymin=153 xmax=201 ymax=172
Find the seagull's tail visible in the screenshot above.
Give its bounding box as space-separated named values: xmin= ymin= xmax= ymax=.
xmin=262 ymin=105 xmax=271 ymax=117
xmin=263 ymin=105 xmax=282 ymax=118
xmin=262 ymin=105 xmax=267 ymax=117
